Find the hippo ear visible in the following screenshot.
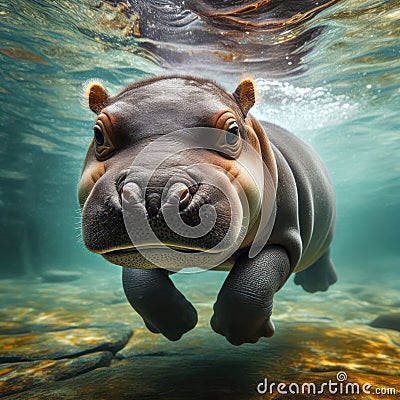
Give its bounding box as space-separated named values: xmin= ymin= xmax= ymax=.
xmin=232 ymin=79 xmax=256 ymax=116
xmin=86 ymin=82 xmax=110 ymax=114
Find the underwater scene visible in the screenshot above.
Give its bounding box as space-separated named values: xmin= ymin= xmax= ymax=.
xmin=0 ymin=0 xmax=399 ymax=399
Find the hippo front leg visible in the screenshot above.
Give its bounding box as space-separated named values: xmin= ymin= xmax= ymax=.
xmin=211 ymin=245 xmax=290 ymax=345
xmin=122 ymin=268 xmax=198 ymax=341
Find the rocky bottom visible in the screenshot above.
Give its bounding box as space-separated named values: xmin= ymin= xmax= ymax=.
xmin=0 ymin=267 xmax=399 ymax=399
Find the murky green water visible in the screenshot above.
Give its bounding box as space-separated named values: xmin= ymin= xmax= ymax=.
xmin=0 ymin=0 xmax=399 ymax=398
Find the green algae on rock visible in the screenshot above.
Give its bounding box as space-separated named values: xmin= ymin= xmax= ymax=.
xmin=0 ymin=351 xmax=113 ymax=398
xmin=0 ymin=325 xmax=132 ymax=362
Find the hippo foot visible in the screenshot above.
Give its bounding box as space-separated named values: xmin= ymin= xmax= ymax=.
xmin=210 ymin=289 xmax=275 ymax=345
xmin=122 ymin=268 xmax=198 ymax=341
xmin=294 ymin=249 xmax=337 ymax=293
xmin=142 ymin=302 xmax=198 ymax=341
xmin=211 ymin=245 xmax=290 ymax=345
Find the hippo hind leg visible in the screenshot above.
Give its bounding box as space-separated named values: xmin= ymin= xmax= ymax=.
xmin=294 ymin=249 xmax=337 ymax=293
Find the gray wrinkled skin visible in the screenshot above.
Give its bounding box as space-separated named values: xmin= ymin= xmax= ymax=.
xmin=79 ymin=76 xmax=337 ymax=345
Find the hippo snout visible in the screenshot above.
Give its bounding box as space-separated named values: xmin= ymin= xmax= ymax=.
xmin=120 ymin=168 xmax=232 ymax=250
xmin=120 ymin=180 xmax=196 ymax=218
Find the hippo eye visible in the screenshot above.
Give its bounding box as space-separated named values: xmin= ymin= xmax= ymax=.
xmin=214 ymin=111 xmax=242 ymax=158
xmin=226 ymin=121 xmax=240 ymax=145
xmin=92 ymin=113 xmax=115 ymax=160
xmin=94 ymin=126 xmax=104 ymax=147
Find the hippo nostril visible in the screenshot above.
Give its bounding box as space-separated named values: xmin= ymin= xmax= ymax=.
xmin=122 ymin=186 xmax=131 ymax=202
xmin=122 ymin=182 xmax=142 ymax=204
xmin=179 ymin=188 xmax=191 ymax=210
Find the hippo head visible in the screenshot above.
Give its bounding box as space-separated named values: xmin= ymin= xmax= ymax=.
xmin=78 ymin=76 xmax=277 ymax=271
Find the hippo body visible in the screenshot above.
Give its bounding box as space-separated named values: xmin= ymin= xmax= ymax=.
xmin=265 ymin=122 xmax=335 ymax=274
xmin=79 ymin=76 xmax=337 ymax=345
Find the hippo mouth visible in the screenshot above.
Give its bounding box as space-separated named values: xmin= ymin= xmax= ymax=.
xmin=101 ymin=242 xmax=236 ymax=271
xmin=103 ymin=244 xmax=214 ymax=256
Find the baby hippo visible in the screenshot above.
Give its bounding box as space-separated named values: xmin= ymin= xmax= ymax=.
xmin=78 ymin=76 xmax=337 ymax=345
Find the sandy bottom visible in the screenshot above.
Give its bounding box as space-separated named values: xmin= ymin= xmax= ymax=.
xmin=0 ymin=266 xmax=399 ymax=399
